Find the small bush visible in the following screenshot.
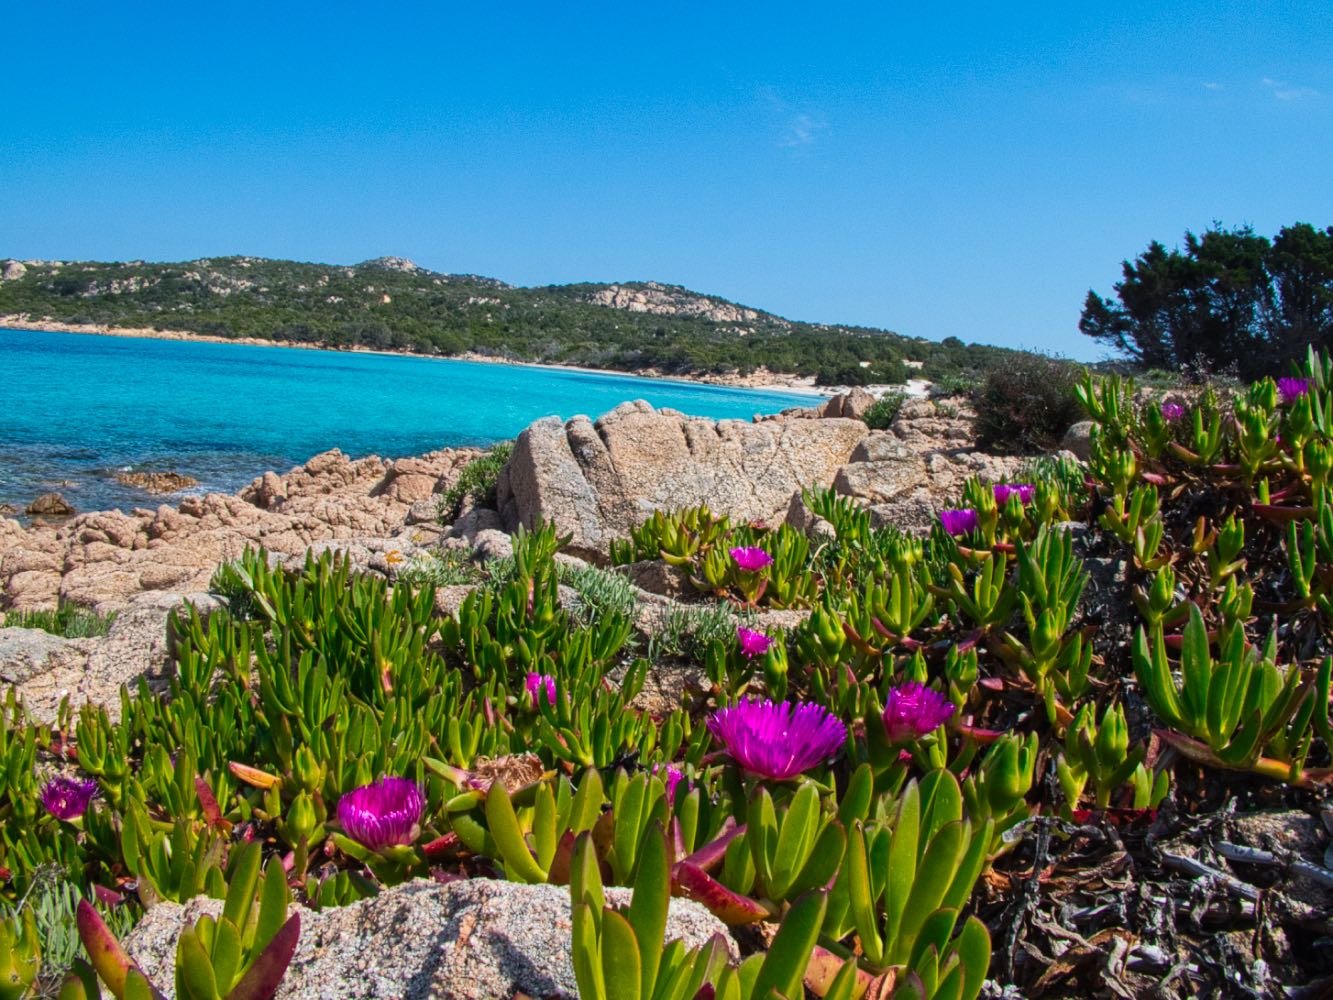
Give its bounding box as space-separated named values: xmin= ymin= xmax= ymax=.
xmin=438 ymin=441 xmax=514 ymax=521
xmin=647 ymin=602 xmax=754 ymax=661
xmin=398 ymin=549 xmax=483 ymax=589
xmin=2 ymin=603 xmax=116 ymax=638
xmin=974 ymin=354 xmax=1084 ymax=453
xmin=862 ymin=392 xmax=905 ymax=430
xmin=559 ymin=563 xmax=638 ymax=628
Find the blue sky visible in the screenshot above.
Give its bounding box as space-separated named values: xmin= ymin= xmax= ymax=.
xmin=3 ymin=2 xmax=1330 ymax=361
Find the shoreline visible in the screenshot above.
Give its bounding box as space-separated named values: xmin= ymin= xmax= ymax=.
xmin=0 ymin=315 xmax=834 ymax=398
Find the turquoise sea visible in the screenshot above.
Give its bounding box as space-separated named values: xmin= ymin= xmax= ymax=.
xmin=0 ymin=328 xmax=818 ymax=515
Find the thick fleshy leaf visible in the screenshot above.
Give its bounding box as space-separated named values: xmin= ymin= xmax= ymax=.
xmin=75 ymin=900 xmax=137 ymax=1000
xmin=175 ymin=927 xmax=218 ymax=1000
xmin=571 ymin=904 xmax=606 ymax=1000
xmin=600 ymin=909 xmax=642 ymax=1000
xmin=628 ymin=826 xmax=669 ymax=997
xmin=209 ymin=920 xmax=242 ymax=994
xmin=227 ymin=913 xmax=299 ymax=1000
xmin=57 ymin=959 xmax=102 ymax=1000
xmin=672 ymin=863 xmax=771 ymax=925
xmin=956 ymin=916 xmax=991 ymax=1000
xmin=484 ymin=782 xmax=547 ymax=883
xmin=751 ymin=890 xmax=827 ymax=1000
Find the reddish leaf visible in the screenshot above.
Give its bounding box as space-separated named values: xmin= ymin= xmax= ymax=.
xmin=672 ymin=862 xmax=772 ymax=925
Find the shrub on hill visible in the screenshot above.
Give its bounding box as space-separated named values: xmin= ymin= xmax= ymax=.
xmin=973 ymin=353 xmax=1083 ymax=453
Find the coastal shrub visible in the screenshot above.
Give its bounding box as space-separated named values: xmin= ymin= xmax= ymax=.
xmin=2 ymin=603 xmax=115 ymax=639
xmin=437 ymin=441 xmax=514 ymax=521
xmin=647 ymin=601 xmax=754 ymax=661
xmin=558 ymin=562 xmax=639 ymax=629
xmin=397 ymin=548 xmax=483 ymax=589
xmin=973 ymin=352 xmax=1083 ymax=453
xmin=861 ymin=391 xmax=905 ymax=430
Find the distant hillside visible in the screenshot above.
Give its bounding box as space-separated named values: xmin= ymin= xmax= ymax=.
xmin=0 ymin=255 xmax=1021 ymax=385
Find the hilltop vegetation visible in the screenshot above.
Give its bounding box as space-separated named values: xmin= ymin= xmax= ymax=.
xmin=0 ymin=255 xmax=1019 ymax=385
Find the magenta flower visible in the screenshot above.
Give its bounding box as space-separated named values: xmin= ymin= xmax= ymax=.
xmin=653 ymin=764 xmax=686 ymax=805
xmin=336 ymin=777 xmax=424 ymax=851
xmin=730 ymin=546 xmax=773 ymax=572
xmin=41 ymin=776 xmax=97 ymax=821
xmin=707 ymin=699 xmax=847 ymax=781
xmin=939 ymin=508 xmax=979 ymax=536
xmin=882 ymin=682 xmax=956 ymax=744
xmin=992 ymin=483 xmax=1035 ymax=507
xmin=736 ymin=626 xmax=775 ymax=659
xmin=1278 ymin=378 xmax=1311 ymax=405
xmin=1160 ymin=401 xmax=1186 ymax=422
xmin=525 ymin=672 xmax=557 ymax=708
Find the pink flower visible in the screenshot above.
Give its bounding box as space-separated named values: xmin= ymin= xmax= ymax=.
xmin=653 ymin=764 xmax=686 ymax=804
xmin=939 ymin=508 xmax=979 ymax=536
xmin=736 ymin=626 xmax=775 ymax=658
xmin=992 ymin=483 xmax=1035 ymax=507
xmin=730 ymin=546 xmax=773 ymax=572
xmin=707 ymin=699 xmax=846 ymax=780
xmin=41 ymin=776 xmax=98 ymax=821
xmin=1160 ymin=402 xmax=1186 ymax=422
xmin=1278 ymin=378 xmax=1310 ymax=405
xmin=525 ymin=672 xmax=556 ymax=708
xmin=336 ymin=777 xmax=424 ymax=851
xmin=882 ymin=682 xmax=956 ymax=743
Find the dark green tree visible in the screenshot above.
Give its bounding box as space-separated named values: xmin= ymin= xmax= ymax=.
xmin=1080 ymin=223 xmax=1333 ymax=379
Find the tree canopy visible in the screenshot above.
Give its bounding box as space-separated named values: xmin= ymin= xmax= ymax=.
xmin=1080 ymin=223 xmax=1333 ymax=379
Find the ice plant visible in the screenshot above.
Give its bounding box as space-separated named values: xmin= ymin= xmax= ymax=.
xmin=736 ymin=625 xmax=775 ymax=659
xmin=729 ymin=546 xmax=773 ymax=572
xmin=882 ymin=682 xmax=956 ymax=744
xmin=992 ymin=483 xmax=1035 ymax=507
xmin=40 ymin=775 xmax=97 ymax=821
xmin=1278 ymin=377 xmax=1310 ymax=405
xmin=336 ymin=777 xmax=424 ymax=851
xmin=707 ymin=698 xmax=847 ymax=780
xmin=939 ymin=507 xmax=980 ymax=536
xmin=525 ymin=671 xmax=556 ymax=708
xmin=1161 ymin=401 xmax=1186 ymax=422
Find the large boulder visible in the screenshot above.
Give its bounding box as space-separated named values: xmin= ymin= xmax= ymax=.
xmin=496 ymin=401 xmax=869 ymax=558
xmin=125 ymin=878 xmax=735 ymax=1000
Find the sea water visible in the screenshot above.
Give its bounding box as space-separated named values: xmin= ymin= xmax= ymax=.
xmin=0 ymin=328 xmax=819 ymax=514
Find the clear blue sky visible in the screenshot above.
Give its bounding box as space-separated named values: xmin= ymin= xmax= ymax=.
xmin=3 ymin=2 xmax=1330 ymax=361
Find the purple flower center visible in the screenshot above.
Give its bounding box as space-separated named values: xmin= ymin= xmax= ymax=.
xmin=525 ymin=672 xmax=557 ymax=708
xmin=730 ymin=546 xmax=774 ymax=572
xmin=736 ymin=626 xmax=775 ymax=659
xmin=992 ymin=483 xmax=1035 ymax=507
xmin=41 ymin=776 xmax=98 ymax=821
xmin=707 ymin=699 xmax=847 ymax=781
xmin=882 ymin=682 xmax=956 ymax=744
xmin=1278 ymin=377 xmax=1311 ymax=405
xmin=1160 ymin=402 xmax=1186 ymax=422
xmin=336 ymin=776 xmax=424 ymax=851
xmin=939 ymin=508 xmax=980 ymax=536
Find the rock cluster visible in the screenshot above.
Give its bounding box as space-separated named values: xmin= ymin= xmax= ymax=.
xmin=114 ymin=471 xmax=200 ymax=494
xmin=0 ymin=448 xmax=479 ymax=613
xmin=585 ymin=282 xmax=766 ymax=325
xmin=496 ymin=394 xmax=1029 ymax=553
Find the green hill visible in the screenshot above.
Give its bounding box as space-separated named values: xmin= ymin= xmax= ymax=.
xmin=0 ymin=255 xmax=1019 ymax=385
